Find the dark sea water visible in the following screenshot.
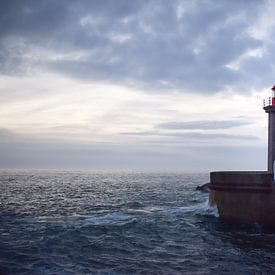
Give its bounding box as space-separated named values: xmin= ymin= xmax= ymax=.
xmin=1 ymin=171 xmax=275 ymax=274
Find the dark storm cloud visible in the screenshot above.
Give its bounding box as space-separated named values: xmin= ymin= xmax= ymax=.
xmin=0 ymin=0 xmax=270 ymax=93
xmin=158 ymin=120 xmax=251 ymax=130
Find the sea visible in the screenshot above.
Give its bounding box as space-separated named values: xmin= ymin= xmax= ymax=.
xmin=1 ymin=170 xmax=275 ymax=274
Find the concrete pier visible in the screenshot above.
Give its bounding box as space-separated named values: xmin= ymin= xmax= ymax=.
xmin=210 ymin=172 xmax=274 ymax=227
xmin=209 ymin=86 xmax=275 ymax=228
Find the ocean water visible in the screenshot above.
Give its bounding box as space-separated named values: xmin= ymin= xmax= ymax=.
xmin=1 ymin=171 xmax=275 ymax=274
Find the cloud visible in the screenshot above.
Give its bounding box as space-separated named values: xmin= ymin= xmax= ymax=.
xmin=0 ymin=0 xmax=272 ymax=94
xmin=0 ymin=128 xmax=14 ymax=139
xmin=121 ymin=130 xmax=258 ymax=141
xmin=157 ymin=120 xmax=252 ymax=130
xmin=0 ymin=130 xmax=264 ymax=170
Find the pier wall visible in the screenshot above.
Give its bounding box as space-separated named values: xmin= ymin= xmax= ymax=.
xmin=209 ymin=171 xmax=275 ymax=227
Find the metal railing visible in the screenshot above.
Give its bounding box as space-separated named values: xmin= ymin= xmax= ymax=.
xmin=263 ymin=97 xmax=272 ymax=107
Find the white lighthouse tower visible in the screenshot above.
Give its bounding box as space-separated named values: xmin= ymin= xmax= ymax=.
xmin=263 ymin=86 xmax=275 ymax=174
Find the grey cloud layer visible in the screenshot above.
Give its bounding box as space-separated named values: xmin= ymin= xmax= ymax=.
xmin=123 ymin=119 xmax=256 ymax=141
xmin=0 ymin=128 xmax=264 ymax=170
xmin=0 ymin=0 xmax=271 ymax=93
xmin=121 ymin=130 xmax=258 ymax=141
xmin=158 ymin=120 xmax=251 ymax=130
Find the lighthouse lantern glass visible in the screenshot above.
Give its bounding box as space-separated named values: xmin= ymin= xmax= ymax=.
xmin=272 ymin=90 xmax=275 ymax=98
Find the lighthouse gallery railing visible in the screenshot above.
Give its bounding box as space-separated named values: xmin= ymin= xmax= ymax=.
xmin=263 ymin=97 xmax=273 ymax=108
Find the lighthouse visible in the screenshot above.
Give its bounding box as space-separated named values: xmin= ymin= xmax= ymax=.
xmin=263 ymin=86 xmax=275 ymax=174
xmin=208 ymin=85 xmax=275 ymax=229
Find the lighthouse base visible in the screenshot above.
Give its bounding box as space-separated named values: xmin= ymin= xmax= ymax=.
xmin=209 ymin=171 xmax=275 ymax=228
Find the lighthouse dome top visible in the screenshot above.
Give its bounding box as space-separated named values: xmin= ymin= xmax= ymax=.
xmin=271 ymin=86 xmax=275 ymax=91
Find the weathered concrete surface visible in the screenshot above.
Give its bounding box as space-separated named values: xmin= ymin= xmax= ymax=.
xmin=210 ymin=171 xmax=272 ymax=189
xmin=210 ymin=189 xmax=275 ymax=227
xmin=209 ymin=171 xmax=275 ymax=227
xmin=211 ymin=171 xmax=272 ymax=184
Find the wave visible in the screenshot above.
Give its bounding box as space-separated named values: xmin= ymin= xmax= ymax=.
xmin=80 ymin=212 xmax=137 ymax=226
xmin=161 ymin=200 xmax=218 ymax=217
xmin=78 ymin=200 xmax=218 ymax=227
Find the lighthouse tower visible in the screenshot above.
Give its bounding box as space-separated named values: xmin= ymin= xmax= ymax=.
xmin=264 ymin=86 xmax=275 ymax=174
xmin=209 ymin=86 xmax=275 ymax=228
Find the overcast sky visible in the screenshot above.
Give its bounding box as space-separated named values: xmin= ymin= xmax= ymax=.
xmin=1 ymin=0 xmax=274 ymax=171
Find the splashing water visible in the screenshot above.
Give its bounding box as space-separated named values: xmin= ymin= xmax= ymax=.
xmin=80 ymin=212 xmax=137 ymax=226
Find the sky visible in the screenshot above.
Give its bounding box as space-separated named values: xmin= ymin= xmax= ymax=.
xmin=1 ymin=0 xmax=275 ymax=171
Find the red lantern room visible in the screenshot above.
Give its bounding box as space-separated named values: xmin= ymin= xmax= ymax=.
xmin=272 ymin=86 xmax=275 ymax=105
xmin=264 ymin=86 xmax=275 ymax=107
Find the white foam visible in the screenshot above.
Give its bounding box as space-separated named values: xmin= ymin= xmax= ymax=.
xmin=161 ymin=200 xmax=219 ymax=217
xmin=81 ymin=212 xmax=136 ymax=226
